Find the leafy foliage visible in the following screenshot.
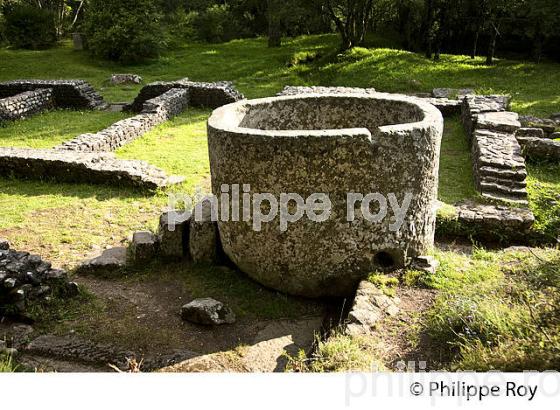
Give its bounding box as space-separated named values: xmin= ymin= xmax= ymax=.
xmin=83 ymin=0 xmax=165 ymax=63
xmin=1 ymin=2 xmax=57 ymax=49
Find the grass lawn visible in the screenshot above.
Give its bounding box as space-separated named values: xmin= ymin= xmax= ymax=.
xmin=0 ymin=110 xmax=127 ymax=148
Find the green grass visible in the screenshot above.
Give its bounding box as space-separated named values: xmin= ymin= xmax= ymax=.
xmin=0 ymin=109 xmax=127 ymax=149
xmin=0 ymin=354 xmax=18 ymax=372
xmin=421 ymin=247 xmax=560 ymax=371
xmin=526 ymin=162 xmax=560 ymax=242
xmin=438 ymin=117 xmax=478 ymax=205
xmin=1 ymin=35 xmax=560 ymax=115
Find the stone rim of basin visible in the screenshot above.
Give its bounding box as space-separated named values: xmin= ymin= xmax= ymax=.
xmin=208 ymin=92 xmax=443 ymax=140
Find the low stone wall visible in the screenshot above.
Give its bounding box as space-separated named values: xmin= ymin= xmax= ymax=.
xmin=437 ymin=202 xmax=536 ymax=243
xmin=461 ymin=95 xmax=529 ymax=204
xmin=126 ymin=78 xmax=244 ymax=112
xmin=516 ymin=128 xmax=560 ymax=162
xmin=0 ymin=147 xmax=184 ymax=191
xmin=0 ymin=89 xmax=53 ymax=121
xmin=56 ymin=89 xmax=190 ymax=152
xmin=0 ymin=80 xmax=107 ymax=110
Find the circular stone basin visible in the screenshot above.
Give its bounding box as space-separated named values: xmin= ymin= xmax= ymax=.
xmin=208 ymin=93 xmax=443 ymax=298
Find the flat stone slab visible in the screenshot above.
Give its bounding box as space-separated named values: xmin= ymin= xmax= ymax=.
xmin=346 ymin=281 xmax=400 ymax=336
xmin=477 ymin=111 xmax=521 ymax=134
xmin=242 ymin=318 xmax=323 ymax=372
xmin=0 ymin=147 xmax=184 ymax=191
xmin=77 ymin=247 xmax=127 ymax=275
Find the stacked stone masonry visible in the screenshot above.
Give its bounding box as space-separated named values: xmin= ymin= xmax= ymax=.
xmin=0 ymin=89 xmax=53 ymax=121
xmin=0 ymin=147 xmax=184 ymax=191
xmin=0 ymin=239 xmax=78 ymax=315
xmin=56 ymin=88 xmax=190 ymax=152
xmin=456 ymin=202 xmax=535 ymax=238
xmin=0 ymin=80 xmax=107 ymax=110
xmin=461 ymin=95 xmax=529 ymax=204
xmin=127 ymin=79 xmax=244 ymax=112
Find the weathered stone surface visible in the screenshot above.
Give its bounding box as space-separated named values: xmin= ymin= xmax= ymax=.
xmin=189 ymin=200 xmax=220 ymax=264
xmin=476 ymin=111 xmax=521 ymax=134
xmin=516 ymin=127 xmax=545 ymax=139
xmin=0 ymin=247 xmax=77 ymax=315
xmin=411 ymin=255 xmax=439 ymax=275
xmin=130 ymin=231 xmax=158 ymax=264
xmin=0 ymin=79 xmax=106 ymax=110
xmin=127 ymin=78 xmax=244 ymax=112
xmin=77 ymin=247 xmax=127 ymax=275
xmin=519 ymin=115 xmax=559 ymax=135
xmin=346 ymin=281 xmax=400 ymax=336
xmin=57 ymin=88 xmax=190 ymax=152
xmin=280 ymin=85 xmax=460 ymax=117
xmin=159 ymin=210 xmax=191 ymax=259
xmin=0 ymin=238 xmax=9 ymax=251
xmin=0 ymin=89 xmax=53 ymax=121
xmin=452 ymin=202 xmax=535 ymax=240
xmin=278 ymin=85 xmax=376 ymax=96
xmin=208 ymin=92 xmax=443 ymax=297
xmin=181 ymin=298 xmax=236 ymax=325
xmin=461 ymin=95 xmax=530 ymax=205
xmin=242 ymin=318 xmax=323 ymax=372
xmin=0 ymin=147 xmax=184 ymax=191
xmin=432 ymin=88 xmax=473 ymax=99
xmin=516 ymin=136 xmax=560 ymax=161
xmin=471 ymin=130 xmax=528 ymax=204
xmin=26 ymin=335 xmax=135 ymax=370
xmin=110 ymin=74 xmax=143 ymax=85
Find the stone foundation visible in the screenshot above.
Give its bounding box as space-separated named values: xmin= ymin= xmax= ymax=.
xmin=516 ymin=129 xmax=560 ymax=162
xmin=461 ymin=95 xmax=529 ymax=204
xmin=56 ymin=89 xmax=190 ymax=152
xmin=126 ymin=79 xmax=244 ymax=112
xmin=0 ymin=80 xmax=107 ymax=110
xmin=0 ymin=89 xmax=53 ymax=121
xmin=0 ymin=148 xmax=184 ymax=191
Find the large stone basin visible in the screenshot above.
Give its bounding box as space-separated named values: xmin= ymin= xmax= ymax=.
xmin=207 ymin=93 xmax=443 ymax=297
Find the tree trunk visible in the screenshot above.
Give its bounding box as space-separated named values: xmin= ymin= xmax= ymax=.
xmin=267 ymin=0 xmax=282 ymax=48
xmin=471 ymin=29 xmax=479 ymax=59
xmin=486 ymin=23 xmax=498 ymax=65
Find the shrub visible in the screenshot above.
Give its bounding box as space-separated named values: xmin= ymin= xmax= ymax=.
xmin=83 ymin=0 xmax=165 ymax=64
xmin=1 ymin=3 xmax=57 ymax=49
xmin=193 ymin=4 xmax=246 ymax=43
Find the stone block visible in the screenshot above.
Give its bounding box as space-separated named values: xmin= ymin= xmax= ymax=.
xmin=189 ymin=199 xmax=220 ymax=264
xmin=130 ymin=231 xmax=158 ymax=264
xmin=159 ymin=210 xmax=191 ymax=259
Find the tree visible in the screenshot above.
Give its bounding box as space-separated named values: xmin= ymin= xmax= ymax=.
xmin=83 ymin=0 xmax=165 ymax=63
xmin=322 ymin=0 xmax=375 ymax=51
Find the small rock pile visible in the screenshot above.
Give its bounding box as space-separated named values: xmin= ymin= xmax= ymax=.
xmin=0 ymin=239 xmax=78 ymax=316
xmin=110 ymin=74 xmax=143 ymax=85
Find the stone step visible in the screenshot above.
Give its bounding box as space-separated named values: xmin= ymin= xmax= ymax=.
xmin=478 ymin=165 xmax=527 ymax=182
xmin=479 ymin=174 xmax=527 ymax=189
xmin=481 ymin=191 xmax=529 ymax=205
xmin=480 ymin=181 xmax=528 ymax=198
